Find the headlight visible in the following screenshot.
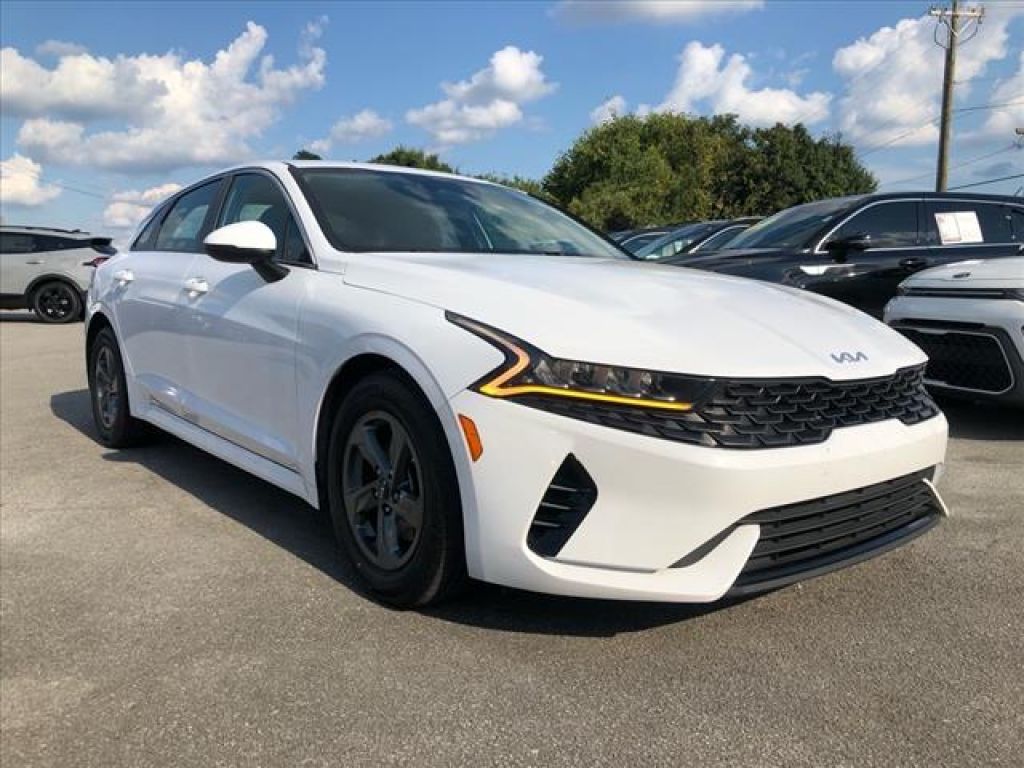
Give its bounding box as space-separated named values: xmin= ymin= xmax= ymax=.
xmin=447 ymin=312 xmax=714 ymax=412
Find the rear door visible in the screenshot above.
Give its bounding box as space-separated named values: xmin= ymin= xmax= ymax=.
xmin=178 ymin=171 xmax=314 ymax=470
xmin=813 ymin=199 xmax=924 ymax=317
xmin=924 ymin=198 xmax=1023 ymax=266
xmin=0 ymin=232 xmax=39 ymax=297
xmin=114 ymin=179 xmax=224 ymax=416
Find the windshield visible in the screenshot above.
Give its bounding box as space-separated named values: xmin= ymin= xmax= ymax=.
xmin=634 ymin=222 xmax=719 ymax=260
xmin=295 ymin=167 xmax=626 ymax=259
xmin=724 ymin=198 xmax=861 ymax=250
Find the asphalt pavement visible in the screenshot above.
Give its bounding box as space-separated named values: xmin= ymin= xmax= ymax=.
xmin=2 ymin=316 xmax=1022 ymax=767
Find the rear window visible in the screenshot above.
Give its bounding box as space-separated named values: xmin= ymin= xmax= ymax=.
xmin=925 ymin=200 xmax=1019 ymax=245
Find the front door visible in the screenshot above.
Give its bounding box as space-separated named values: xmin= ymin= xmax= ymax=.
xmin=812 ymin=199 xmax=925 ymax=318
xmin=178 ymin=172 xmax=315 ymax=471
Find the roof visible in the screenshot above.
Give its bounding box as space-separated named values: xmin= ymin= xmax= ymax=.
xmin=0 ymin=225 xmax=92 ymax=237
xmin=861 ymin=191 xmax=1022 ymax=203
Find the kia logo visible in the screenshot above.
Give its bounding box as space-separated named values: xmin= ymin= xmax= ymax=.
xmin=831 ymin=351 xmax=868 ymax=364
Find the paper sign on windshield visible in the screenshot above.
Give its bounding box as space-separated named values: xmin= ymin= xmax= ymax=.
xmin=934 ymin=211 xmax=983 ymax=244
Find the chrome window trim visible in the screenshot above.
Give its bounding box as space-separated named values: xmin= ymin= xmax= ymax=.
xmin=813 ymin=198 xmax=922 ymax=255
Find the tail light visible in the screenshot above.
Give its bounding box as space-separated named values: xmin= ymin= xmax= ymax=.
xmin=82 ymin=256 xmax=110 ymax=268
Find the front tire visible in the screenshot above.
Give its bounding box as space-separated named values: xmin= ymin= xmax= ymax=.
xmin=87 ymin=327 xmax=147 ymax=447
xmin=32 ymin=281 xmax=82 ymax=323
xmin=326 ymin=372 xmax=466 ymax=608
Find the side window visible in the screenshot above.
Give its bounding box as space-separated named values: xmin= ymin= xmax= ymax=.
xmin=132 ymin=204 xmax=168 ymax=251
xmin=926 ymin=201 xmax=1014 ymax=245
xmin=826 ymin=202 xmax=919 ymax=249
xmin=0 ymin=233 xmax=36 ymax=253
xmin=154 ymin=181 xmax=222 ymax=253
xmin=218 ymin=173 xmax=310 ymax=264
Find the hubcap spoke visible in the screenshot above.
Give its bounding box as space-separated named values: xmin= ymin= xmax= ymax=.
xmin=341 ymin=411 xmax=424 ymax=572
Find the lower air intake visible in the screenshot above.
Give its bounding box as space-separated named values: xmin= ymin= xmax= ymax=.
xmin=528 ymin=454 xmax=597 ymax=557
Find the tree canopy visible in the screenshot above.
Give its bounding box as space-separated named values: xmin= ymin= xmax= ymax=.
xmin=292 ymin=149 xmax=323 ymax=160
xmin=368 ymin=147 xmax=453 ymax=173
xmin=542 ymin=114 xmax=876 ymax=231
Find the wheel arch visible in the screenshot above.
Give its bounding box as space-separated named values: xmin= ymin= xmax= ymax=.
xmin=313 ymin=346 xmax=463 ymax=503
xmin=26 ymin=273 xmax=86 ymax=302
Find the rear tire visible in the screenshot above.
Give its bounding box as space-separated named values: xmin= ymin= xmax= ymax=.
xmin=32 ymin=281 xmax=82 ymax=323
xmin=326 ymin=372 xmax=467 ymax=608
xmin=87 ymin=327 xmax=148 ymax=448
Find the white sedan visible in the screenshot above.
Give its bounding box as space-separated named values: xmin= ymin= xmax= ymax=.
xmin=86 ymin=162 xmax=949 ymax=607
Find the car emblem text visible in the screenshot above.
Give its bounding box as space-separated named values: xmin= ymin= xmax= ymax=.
xmin=831 ymin=351 xmax=869 ymax=364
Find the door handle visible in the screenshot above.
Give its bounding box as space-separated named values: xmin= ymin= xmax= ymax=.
xmin=112 ymin=269 xmax=134 ymax=284
xmin=899 ymin=257 xmax=929 ymax=271
xmin=25 ymin=259 xmax=43 ymax=265
xmin=184 ymin=277 xmax=209 ymax=296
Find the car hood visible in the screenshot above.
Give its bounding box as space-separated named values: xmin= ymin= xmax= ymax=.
xmin=901 ymin=257 xmax=1024 ymax=289
xmin=342 ymin=252 xmax=924 ymax=380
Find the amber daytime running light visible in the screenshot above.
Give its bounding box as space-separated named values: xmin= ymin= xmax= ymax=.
xmin=446 ymin=313 xmax=716 ymax=412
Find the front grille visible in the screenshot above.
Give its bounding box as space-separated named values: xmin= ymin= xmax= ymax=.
xmin=522 ymin=365 xmax=938 ymax=450
xmin=730 ymin=469 xmax=942 ymax=593
xmin=899 ymin=328 xmax=1013 ymax=394
xmin=528 ymin=454 xmax=597 ymax=557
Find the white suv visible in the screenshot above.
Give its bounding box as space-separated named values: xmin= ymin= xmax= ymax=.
xmin=85 ymin=162 xmax=949 ymax=607
xmin=1 ymin=226 xmax=115 ymax=322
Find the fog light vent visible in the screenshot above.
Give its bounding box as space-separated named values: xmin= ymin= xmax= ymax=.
xmin=527 ymin=454 xmax=597 ymax=557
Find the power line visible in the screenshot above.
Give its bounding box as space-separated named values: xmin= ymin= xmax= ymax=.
xmin=880 ymin=142 xmax=1018 ymax=188
xmin=948 ymin=171 xmax=1024 ymax=189
xmin=857 ymin=99 xmax=1023 ymax=158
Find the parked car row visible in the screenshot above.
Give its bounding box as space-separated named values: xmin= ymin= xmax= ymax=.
xmin=0 ymin=226 xmax=115 ymax=322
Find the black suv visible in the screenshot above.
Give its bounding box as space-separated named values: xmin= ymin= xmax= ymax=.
xmin=665 ymin=193 xmax=1024 ymax=317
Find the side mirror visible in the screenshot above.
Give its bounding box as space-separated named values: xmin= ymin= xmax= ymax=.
xmin=825 ymin=233 xmax=871 ymax=262
xmin=204 ymin=221 xmax=287 ymax=282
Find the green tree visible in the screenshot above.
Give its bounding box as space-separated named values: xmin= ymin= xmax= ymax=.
xmin=474 ymin=173 xmax=552 ymax=201
xmin=369 ymin=146 xmax=454 ymax=173
xmin=293 ymin=149 xmax=323 ymax=160
xmin=543 ymin=113 xmax=876 ymax=231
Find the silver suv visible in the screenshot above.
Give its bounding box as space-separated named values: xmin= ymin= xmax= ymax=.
xmin=0 ymin=226 xmax=116 ymax=323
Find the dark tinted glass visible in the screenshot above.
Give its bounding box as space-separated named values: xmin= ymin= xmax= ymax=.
xmin=695 ymin=224 xmax=748 ymax=252
xmin=635 ymin=222 xmax=718 ymax=260
xmin=154 ymin=181 xmax=221 ymax=253
xmin=1011 ymin=207 xmax=1024 ymax=241
xmin=218 ymin=174 xmax=309 ymax=264
xmin=297 ymin=168 xmax=624 ymax=258
xmin=34 ymin=235 xmax=80 ymax=252
xmin=132 ymin=206 xmax=167 ymax=251
xmin=0 ymin=233 xmax=35 ymax=253
xmin=827 ymin=201 xmax=919 ymax=248
xmin=727 ymin=197 xmax=858 ymax=250
xmin=925 ymin=200 xmax=1015 ymax=245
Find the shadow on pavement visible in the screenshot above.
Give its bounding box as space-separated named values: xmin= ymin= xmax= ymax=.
xmin=50 ymin=388 xmax=736 ymax=636
xmin=939 ymin=397 xmax=1024 ymax=441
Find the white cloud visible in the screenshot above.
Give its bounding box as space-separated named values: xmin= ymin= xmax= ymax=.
xmin=981 ymin=51 xmax=1024 ymax=138
xmin=832 ymin=11 xmax=1017 ymax=148
xmin=407 ymin=46 xmax=557 ymax=145
xmin=552 ymin=0 xmax=763 ymax=24
xmin=102 ymin=183 xmax=182 ymax=228
xmin=652 ymin=41 xmax=831 ymax=126
xmin=0 ymin=154 xmax=61 ymax=207
xmin=310 ymin=109 xmax=393 ymax=154
xmin=590 ymin=95 xmax=628 ymax=124
xmin=35 ymin=40 xmax=89 ymax=58
xmin=6 ymin=20 xmax=327 ymax=173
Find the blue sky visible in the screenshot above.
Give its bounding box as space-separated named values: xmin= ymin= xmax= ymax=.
xmin=1 ymin=0 xmax=1022 ymax=241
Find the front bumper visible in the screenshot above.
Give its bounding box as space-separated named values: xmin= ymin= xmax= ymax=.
xmin=885 ymin=295 xmax=1024 ymax=405
xmin=453 ymin=391 xmax=948 ymax=602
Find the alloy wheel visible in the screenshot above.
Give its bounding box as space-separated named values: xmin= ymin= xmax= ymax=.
xmin=36 ymin=284 xmax=76 ymax=321
xmin=93 ymin=346 xmax=119 ymax=430
xmin=341 ymin=411 xmax=424 ymax=570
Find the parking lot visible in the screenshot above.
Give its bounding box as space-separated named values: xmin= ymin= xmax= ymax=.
xmin=0 ymin=316 xmax=1021 ymax=767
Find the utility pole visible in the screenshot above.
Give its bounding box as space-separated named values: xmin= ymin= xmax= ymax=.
xmin=930 ymin=1 xmax=985 ymax=191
